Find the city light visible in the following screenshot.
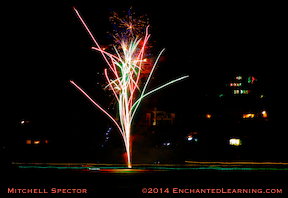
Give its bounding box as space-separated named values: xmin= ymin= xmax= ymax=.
xmin=34 ymin=140 xmax=40 ymax=145
xmin=234 ymin=90 xmax=249 ymax=95
xmin=229 ymin=138 xmax=241 ymax=146
xmin=243 ymin=113 xmax=255 ymax=119
xmin=187 ymin=135 xmax=193 ymax=141
xmin=234 ymin=90 xmax=239 ymax=95
xmin=206 ymin=114 xmax=211 ymax=119
xmin=235 ymin=76 xmax=242 ymax=80
xmin=262 ymin=110 xmax=268 ymax=118
xmin=240 ymin=90 xmax=249 ymax=94
xmin=230 ymin=83 xmax=242 ymax=87
xmin=248 ymin=76 xmax=257 ymax=84
xmin=187 ymin=132 xmax=198 ymax=142
xmin=20 ymin=119 xmax=30 ymax=125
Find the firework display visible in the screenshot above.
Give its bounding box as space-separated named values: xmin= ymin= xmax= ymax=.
xmin=72 ymin=7 xmax=189 ymax=168
xmin=109 ymin=7 xmax=150 ymax=45
xmin=108 ymin=7 xmax=153 ymax=72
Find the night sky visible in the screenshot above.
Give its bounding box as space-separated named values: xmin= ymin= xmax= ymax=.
xmin=4 ymin=2 xmax=284 ymax=146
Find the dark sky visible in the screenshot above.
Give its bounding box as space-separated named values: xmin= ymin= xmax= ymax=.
xmin=4 ymin=2 xmax=283 ymax=136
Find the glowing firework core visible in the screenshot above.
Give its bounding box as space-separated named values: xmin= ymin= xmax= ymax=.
xmin=71 ymin=7 xmax=188 ymax=168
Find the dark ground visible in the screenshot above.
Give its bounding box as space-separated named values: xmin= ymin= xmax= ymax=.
xmin=2 ymin=165 xmax=288 ymax=196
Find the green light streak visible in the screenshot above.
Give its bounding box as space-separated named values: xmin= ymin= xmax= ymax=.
xmin=18 ymin=165 xmax=288 ymax=171
xmin=19 ymin=166 xmax=89 ymax=170
xmin=131 ymin=75 xmax=189 ymax=121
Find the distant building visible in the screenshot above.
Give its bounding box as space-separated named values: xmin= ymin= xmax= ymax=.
xmin=19 ymin=119 xmax=51 ymax=147
xmin=229 ymin=74 xmax=256 ymax=95
xmin=201 ymin=73 xmax=270 ymax=152
xmin=25 ymin=138 xmax=49 ymax=146
xmin=145 ymin=107 xmax=175 ymax=126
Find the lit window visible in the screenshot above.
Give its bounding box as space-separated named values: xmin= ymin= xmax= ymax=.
xmin=248 ymin=76 xmax=257 ymax=84
xmin=26 ymin=139 xmax=31 ymax=144
xmin=239 ymin=90 xmax=249 ymax=94
xmin=262 ymin=110 xmax=268 ymax=118
xmin=234 ymin=90 xmax=239 ymax=94
xmin=230 ymin=83 xmax=241 ymax=87
xmin=20 ymin=119 xmax=30 ymax=125
xmin=206 ymin=114 xmax=212 ymax=119
xmin=187 ymin=135 xmax=193 ymax=141
xmin=229 ymin=138 xmax=241 ymax=146
xmin=235 ymin=76 xmax=242 ymax=80
xmin=34 ymin=140 xmax=40 ymax=145
xmin=243 ymin=113 xmax=255 ymax=119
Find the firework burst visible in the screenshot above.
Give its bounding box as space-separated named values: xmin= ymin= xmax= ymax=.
xmin=109 ymin=7 xmax=150 ymax=44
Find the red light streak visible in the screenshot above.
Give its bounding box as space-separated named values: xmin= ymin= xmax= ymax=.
xmin=71 ymin=7 xmax=188 ymax=168
xmin=69 ymin=80 xmax=126 ymax=145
